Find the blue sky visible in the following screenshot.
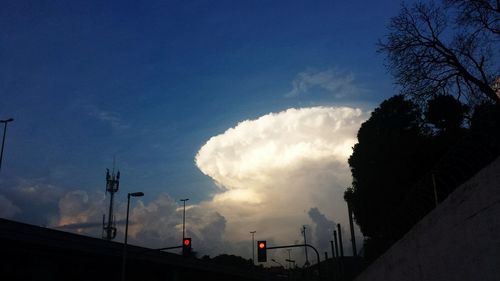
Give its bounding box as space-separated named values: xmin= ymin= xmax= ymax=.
xmin=0 ymin=0 xmax=405 ymax=259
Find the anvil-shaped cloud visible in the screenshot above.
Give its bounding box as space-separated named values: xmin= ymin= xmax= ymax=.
xmin=195 ymin=106 xmax=368 ymax=258
xmin=22 ymin=106 xmax=367 ymax=260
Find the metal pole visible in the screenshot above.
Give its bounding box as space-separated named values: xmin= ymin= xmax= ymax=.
xmin=180 ymin=199 xmax=189 ymax=240
xmin=121 ymin=194 xmax=131 ymax=281
xmin=121 ymin=192 xmax=143 ymax=281
xmin=286 ymin=249 xmax=292 ymax=269
xmin=250 ymin=231 xmax=256 ymax=265
xmin=183 ymin=201 xmax=185 ymax=239
xmin=333 ymin=230 xmax=339 ymax=258
xmin=302 ymin=226 xmax=310 ymax=266
xmin=0 ymin=118 xmax=14 ymax=173
xmin=337 ymin=224 xmax=344 ymax=257
xmin=347 ymin=201 xmax=357 ymax=256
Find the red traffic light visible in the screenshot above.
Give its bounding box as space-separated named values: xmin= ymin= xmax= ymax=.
xmin=182 ymin=238 xmax=192 ymax=257
xmin=257 ymin=240 xmax=267 ymax=262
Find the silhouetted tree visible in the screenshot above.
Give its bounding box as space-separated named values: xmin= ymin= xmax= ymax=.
xmin=346 ymin=94 xmax=474 ymax=261
xmin=425 ymin=95 xmax=469 ymax=133
xmin=348 ymin=96 xmax=430 ymax=247
xmin=348 ymin=0 xmax=499 ymax=262
xmin=379 ymin=1 xmax=499 ymax=104
xmin=445 ymin=0 xmax=499 ymax=35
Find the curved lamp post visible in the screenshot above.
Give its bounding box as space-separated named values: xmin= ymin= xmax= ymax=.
xmin=121 ymin=191 xmax=144 ymax=281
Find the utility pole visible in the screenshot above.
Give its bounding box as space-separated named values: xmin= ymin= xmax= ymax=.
xmin=180 ymin=199 xmax=189 ymax=240
xmin=286 ymin=249 xmax=292 ymax=269
xmin=250 ymin=231 xmax=256 ymax=265
xmin=302 ymin=225 xmax=310 ymax=266
xmin=0 ymin=118 xmax=14 ymax=173
xmin=333 ymin=230 xmax=339 ymax=257
xmin=347 ymin=200 xmax=357 ymax=256
xmin=337 ymin=224 xmax=344 ymax=257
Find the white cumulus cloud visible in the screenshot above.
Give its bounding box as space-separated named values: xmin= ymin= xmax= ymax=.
xmin=195 ymin=106 xmax=368 ymax=262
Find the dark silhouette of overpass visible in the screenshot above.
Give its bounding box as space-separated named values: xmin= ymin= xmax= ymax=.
xmin=0 ymin=218 xmax=282 ymax=281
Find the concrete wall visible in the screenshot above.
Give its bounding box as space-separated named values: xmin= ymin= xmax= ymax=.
xmin=355 ymin=157 xmax=500 ymax=281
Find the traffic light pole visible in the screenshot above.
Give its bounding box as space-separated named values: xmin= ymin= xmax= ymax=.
xmin=266 ymin=244 xmax=322 ymax=280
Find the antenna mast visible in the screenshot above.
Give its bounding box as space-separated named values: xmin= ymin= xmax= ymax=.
xmin=103 ymin=166 xmax=120 ymax=240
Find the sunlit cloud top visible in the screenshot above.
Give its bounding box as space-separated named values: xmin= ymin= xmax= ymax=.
xmin=195 ymin=106 xmax=365 ymax=191
xmin=194 ymin=106 xmax=368 ymax=260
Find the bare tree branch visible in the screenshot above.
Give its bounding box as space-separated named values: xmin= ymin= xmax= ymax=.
xmin=379 ymin=1 xmax=499 ymax=104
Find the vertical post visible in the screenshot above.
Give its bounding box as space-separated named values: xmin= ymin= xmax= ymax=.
xmin=180 ymin=199 xmax=189 ymax=240
xmin=121 ymin=192 xmax=143 ymax=281
xmin=347 ymin=201 xmax=357 ymax=256
xmin=330 ymin=240 xmax=335 ymax=259
xmin=183 ymin=201 xmax=186 ymax=239
xmin=250 ymin=231 xmax=256 ymax=265
xmin=432 ymin=173 xmax=439 ymax=207
xmin=121 ymin=194 xmax=131 ymax=281
xmin=286 ymin=249 xmax=292 ymax=269
xmin=337 ymin=224 xmax=344 ymax=257
xmin=333 ymin=230 xmax=339 ymax=258
xmin=0 ymin=118 xmax=14 ymax=173
xmin=302 ymin=226 xmax=310 ymax=266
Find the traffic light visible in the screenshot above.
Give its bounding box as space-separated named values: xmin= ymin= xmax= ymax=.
xmin=182 ymin=238 xmax=191 ymax=256
xmin=257 ymin=240 xmax=267 ymax=262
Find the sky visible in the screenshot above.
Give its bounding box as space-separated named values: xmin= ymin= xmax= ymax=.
xmin=0 ymin=0 xmax=406 ymax=264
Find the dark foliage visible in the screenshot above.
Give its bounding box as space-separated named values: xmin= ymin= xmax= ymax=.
xmin=344 ymin=94 xmax=498 ymax=261
xmin=351 ymin=0 xmax=500 ymax=263
xmin=209 ymin=254 xmax=254 ymax=269
xmin=347 ymin=95 xmax=433 ymax=260
xmin=425 ymin=94 xmax=469 ymax=132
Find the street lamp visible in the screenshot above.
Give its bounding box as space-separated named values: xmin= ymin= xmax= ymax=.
xmin=250 ymin=231 xmax=256 ymax=265
xmin=121 ymin=191 xmax=144 ymax=281
xmin=180 ymin=198 xmax=189 ymax=240
xmin=0 ymin=118 xmax=14 ymax=173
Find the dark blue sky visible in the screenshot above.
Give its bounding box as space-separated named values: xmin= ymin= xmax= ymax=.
xmin=0 ymin=0 xmax=403 ymax=227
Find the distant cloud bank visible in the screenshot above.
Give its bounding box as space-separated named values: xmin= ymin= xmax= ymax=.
xmin=1 ymin=106 xmax=368 ymax=262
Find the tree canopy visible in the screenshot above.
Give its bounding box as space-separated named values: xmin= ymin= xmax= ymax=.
xmin=346 ymin=94 xmax=474 ymax=260
xmin=379 ymin=0 xmax=499 ymax=104
xmin=347 ymin=0 xmax=500 ymax=262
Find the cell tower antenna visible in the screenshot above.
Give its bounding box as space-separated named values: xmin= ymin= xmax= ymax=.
xmin=102 ymin=162 xmax=120 ymax=240
xmin=302 ymin=225 xmax=310 ymax=266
